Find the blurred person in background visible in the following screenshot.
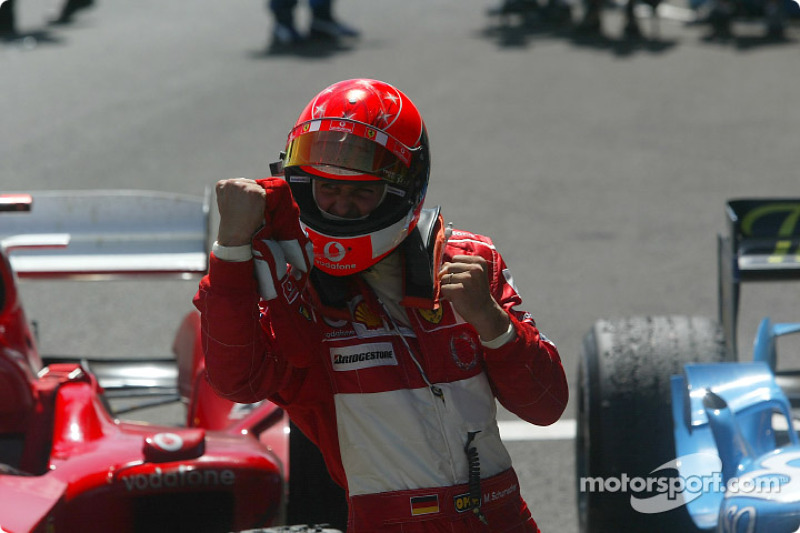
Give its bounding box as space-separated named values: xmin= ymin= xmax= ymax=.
xmin=267 ymin=0 xmax=359 ymax=50
xmin=0 ymin=0 xmax=95 ymax=39
xmin=0 ymin=0 xmax=16 ymax=38
xmin=573 ymin=0 xmax=648 ymax=37
xmin=702 ymin=0 xmax=788 ymax=39
xmin=51 ymin=0 xmax=95 ymax=25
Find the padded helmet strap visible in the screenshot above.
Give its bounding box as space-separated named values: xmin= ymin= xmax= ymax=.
xmin=400 ymin=206 xmax=446 ymax=310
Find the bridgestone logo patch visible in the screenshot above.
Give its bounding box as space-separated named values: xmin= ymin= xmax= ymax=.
xmin=331 ymin=342 xmax=397 ymax=371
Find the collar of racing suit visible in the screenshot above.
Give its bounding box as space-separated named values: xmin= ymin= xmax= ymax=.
xmin=307 ymin=206 xmax=446 ymax=322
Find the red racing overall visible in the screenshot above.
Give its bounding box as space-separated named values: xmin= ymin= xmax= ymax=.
xmin=194 ymin=228 xmax=568 ymax=532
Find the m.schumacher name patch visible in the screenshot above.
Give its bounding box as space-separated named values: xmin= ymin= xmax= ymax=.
xmin=330 ymin=342 xmax=398 ymax=372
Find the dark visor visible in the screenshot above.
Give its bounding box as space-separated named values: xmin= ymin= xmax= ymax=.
xmin=284 ymin=120 xmax=418 ymax=187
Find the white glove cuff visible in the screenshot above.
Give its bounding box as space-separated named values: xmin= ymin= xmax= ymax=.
xmin=211 ymin=241 xmax=253 ymax=262
xmin=480 ymin=321 xmax=517 ymax=349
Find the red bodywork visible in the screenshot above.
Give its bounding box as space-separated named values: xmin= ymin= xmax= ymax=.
xmin=0 ymin=195 xmax=290 ymax=532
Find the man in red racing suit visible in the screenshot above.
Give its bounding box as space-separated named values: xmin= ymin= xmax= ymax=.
xmin=194 ymin=79 xmax=568 ymax=532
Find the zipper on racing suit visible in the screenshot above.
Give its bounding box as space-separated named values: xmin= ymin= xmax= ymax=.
xmin=378 ymin=297 xmax=488 ymax=524
xmin=377 ymin=296 xmax=446 ymax=406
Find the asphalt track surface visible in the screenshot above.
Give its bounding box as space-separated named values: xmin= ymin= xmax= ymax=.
xmin=3 ymin=0 xmax=800 ymax=531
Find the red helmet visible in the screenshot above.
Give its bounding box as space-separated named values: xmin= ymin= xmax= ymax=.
xmin=280 ymin=79 xmax=431 ymax=276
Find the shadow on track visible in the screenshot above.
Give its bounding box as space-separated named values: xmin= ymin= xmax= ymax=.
xmin=480 ymin=5 xmax=680 ymax=57
xmin=246 ymin=34 xmax=359 ymax=60
xmin=694 ymin=17 xmax=798 ymax=49
xmin=1 ymin=29 xmax=65 ymax=49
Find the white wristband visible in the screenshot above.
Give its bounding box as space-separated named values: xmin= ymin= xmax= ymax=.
xmin=480 ymin=321 xmax=517 ymax=349
xmin=212 ymin=241 xmax=253 ymax=262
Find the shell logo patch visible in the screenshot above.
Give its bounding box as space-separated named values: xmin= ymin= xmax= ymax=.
xmin=354 ymin=302 xmax=382 ymax=328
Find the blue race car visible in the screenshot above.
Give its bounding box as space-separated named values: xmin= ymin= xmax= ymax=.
xmin=576 ymin=198 xmax=800 ymax=533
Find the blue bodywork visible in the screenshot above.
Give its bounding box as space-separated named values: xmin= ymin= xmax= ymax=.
xmin=672 ymin=320 xmax=800 ymax=532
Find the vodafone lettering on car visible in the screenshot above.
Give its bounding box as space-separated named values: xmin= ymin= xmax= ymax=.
xmin=119 ymin=464 xmax=236 ymax=492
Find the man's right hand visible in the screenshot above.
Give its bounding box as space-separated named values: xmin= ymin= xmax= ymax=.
xmin=215 ymin=178 xmax=267 ymax=246
xmin=214 ymin=177 xmax=314 ymax=302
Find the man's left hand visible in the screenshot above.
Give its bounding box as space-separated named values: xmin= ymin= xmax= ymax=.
xmin=439 ymin=255 xmax=511 ymax=342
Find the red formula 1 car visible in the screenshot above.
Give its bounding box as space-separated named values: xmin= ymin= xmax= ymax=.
xmin=0 ymin=191 xmax=345 ymax=533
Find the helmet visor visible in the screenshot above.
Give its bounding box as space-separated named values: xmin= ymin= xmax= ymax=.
xmin=284 ymin=120 xmax=418 ymax=187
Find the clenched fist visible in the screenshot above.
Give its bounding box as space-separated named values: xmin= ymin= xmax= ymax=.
xmin=439 ymin=255 xmax=511 ymax=342
xmin=215 ymin=178 xmax=267 ymax=246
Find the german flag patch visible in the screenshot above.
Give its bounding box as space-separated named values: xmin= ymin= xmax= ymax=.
xmin=410 ymin=495 xmax=440 ymax=516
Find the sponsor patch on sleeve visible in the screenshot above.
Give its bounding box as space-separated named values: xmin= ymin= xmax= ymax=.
xmin=330 ymin=342 xmax=398 ymax=371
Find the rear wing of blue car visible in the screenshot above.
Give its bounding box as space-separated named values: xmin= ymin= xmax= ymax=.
xmin=718 ymin=199 xmax=800 ymax=355
xmin=0 ymin=190 xmax=211 ymax=279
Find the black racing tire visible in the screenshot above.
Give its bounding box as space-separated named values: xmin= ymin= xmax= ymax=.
xmin=576 ymin=316 xmax=730 ymax=533
xmin=286 ymin=421 xmax=348 ymax=531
